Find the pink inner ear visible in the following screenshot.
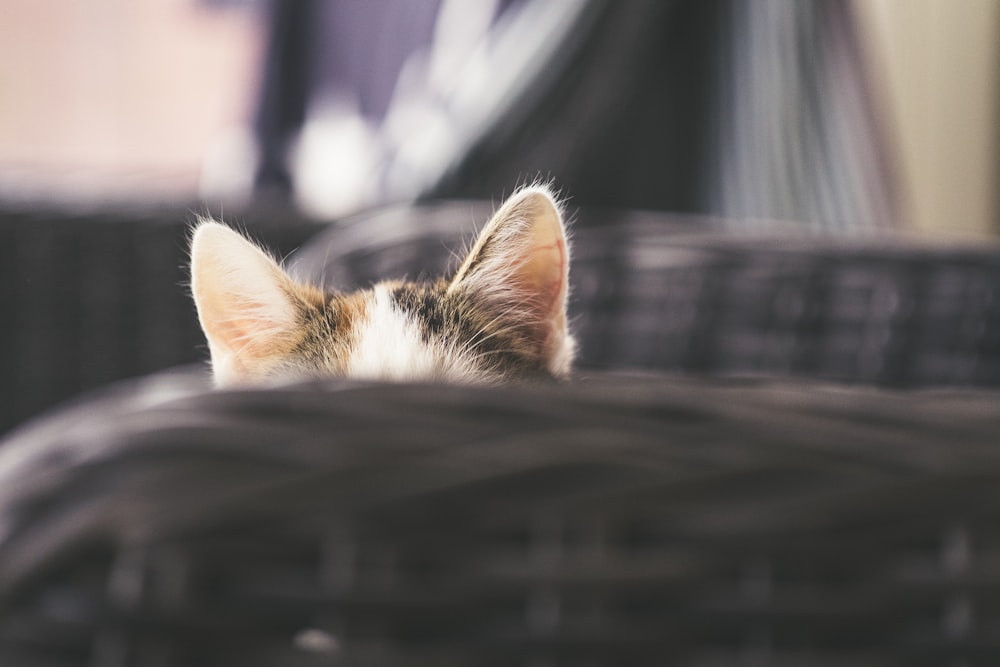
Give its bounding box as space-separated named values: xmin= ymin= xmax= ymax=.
xmin=519 ymin=210 xmax=569 ymax=327
xmin=202 ymin=306 xmax=274 ymax=359
xmin=526 ymin=237 xmax=567 ymax=310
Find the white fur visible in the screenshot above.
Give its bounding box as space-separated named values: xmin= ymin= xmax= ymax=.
xmin=347 ymin=285 xmax=481 ymax=383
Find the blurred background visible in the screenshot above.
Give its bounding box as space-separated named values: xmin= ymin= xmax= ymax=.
xmin=1 ymin=0 xmax=998 ymax=234
xmin=0 ymin=0 xmax=263 ymax=206
xmin=1 ymin=0 xmax=1000 ymax=432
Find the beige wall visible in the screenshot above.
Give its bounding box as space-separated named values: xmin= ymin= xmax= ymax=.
xmin=0 ymin=1 xmax=263 ymax=202
xmin=855 ymin=0 xmax=1000 ymax=236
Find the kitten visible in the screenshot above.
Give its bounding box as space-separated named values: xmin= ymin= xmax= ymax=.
xmin=190 ymin=186 xmax=574 ymax=387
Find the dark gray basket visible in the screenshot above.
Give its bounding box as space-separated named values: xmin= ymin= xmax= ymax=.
xmin=295 ymin=203 xmax=1000 ymax=387
xmin=2 ymin=201 xmax=1000 ymax=665
xmin=0 ymin=204 xmax=321 ymax=434
xmin=1 ymin=372 xmax=999 ymax=666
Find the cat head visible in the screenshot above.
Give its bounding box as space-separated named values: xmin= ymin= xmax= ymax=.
xmin=190 ymin=186 xmax=574 ymax=387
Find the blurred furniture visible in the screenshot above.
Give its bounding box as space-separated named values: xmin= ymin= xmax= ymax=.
xmin=1 ymin=371 xmax=999 ymax=667
xmin=0 ymin=204 xmax=321 ymax=435
xmin=253 ymin=0 xmax=894 ymax=228
xmin=0 ymin=202 xmax=999 ymax=666
xmin=1 ymin=198 xmax=998 ymax=433
xmin=294 ymin=201 xmax=1000 ymax=386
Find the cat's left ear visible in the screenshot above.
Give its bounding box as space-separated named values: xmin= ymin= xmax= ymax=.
xmin=450 ymin=185 xmax=574 ymax=376
xmin=190 ymin=221 xmax=307 ymax=386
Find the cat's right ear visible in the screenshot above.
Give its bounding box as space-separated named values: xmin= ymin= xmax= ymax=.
xmin=189 ymin=221 xmax=301 ymax=386
xmin=448 ymin=186 xmax=574 ymax=377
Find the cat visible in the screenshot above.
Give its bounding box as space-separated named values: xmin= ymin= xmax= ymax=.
xmin=190 ymin=185 xmax=574 ymax=387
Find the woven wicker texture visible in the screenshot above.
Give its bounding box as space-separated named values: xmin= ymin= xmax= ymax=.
xmin=0 ymin=372 xmax=999 ymax=666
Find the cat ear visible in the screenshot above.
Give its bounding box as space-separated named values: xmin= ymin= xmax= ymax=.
xmin=449 ymin=186 xmax=574 ymax=375
xmin=190 ymin=221 xmax=301 ymax=386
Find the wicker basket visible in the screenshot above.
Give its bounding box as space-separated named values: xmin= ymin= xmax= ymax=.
xmin=2 ymin=202 xmax=1000 ymax=665
xmin=1 ymin=371 xmax=999 ymax=666
xmin=296 ymin=203 xmax=1000 ymax=387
